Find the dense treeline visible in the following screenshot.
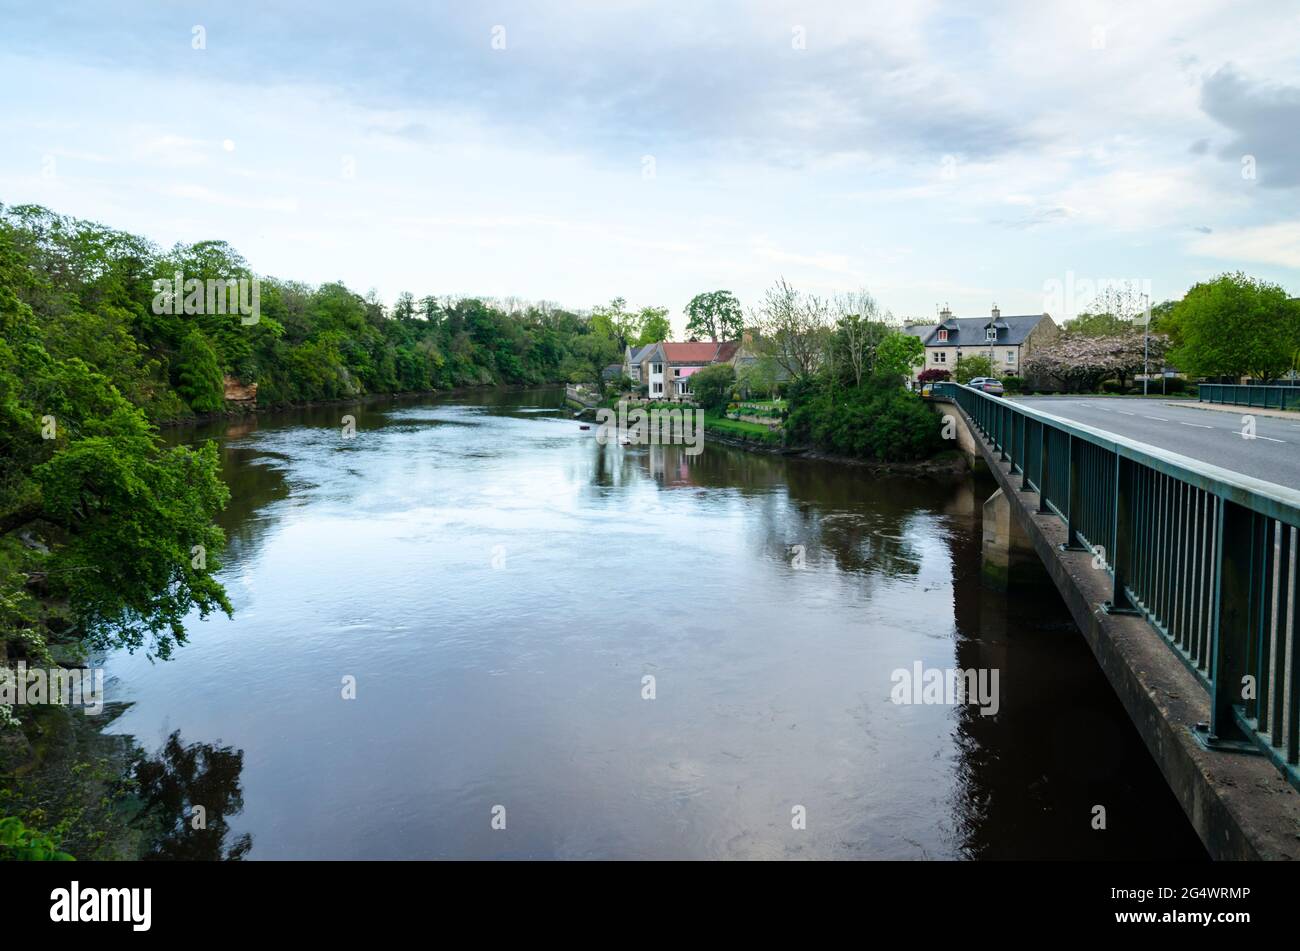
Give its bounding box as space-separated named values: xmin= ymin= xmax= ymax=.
xmin=0 ymin=202 xmax=637 ymax=671
xmin=0 ymin=204 xmax=624 ymax=423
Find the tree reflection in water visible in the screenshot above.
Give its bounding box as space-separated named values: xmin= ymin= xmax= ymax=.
xmin=134 ymin=731 xmax=252 ymax=861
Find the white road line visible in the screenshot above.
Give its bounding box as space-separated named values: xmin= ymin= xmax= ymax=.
xmin=1179 ymin=422 xmax=1213 ymax=429
xmin=1143 ymin=415 xmax=1169 ymax=421
xmin=1237 ymin=433 xmax=1286 ymax=443
xmin=1116 ymin=410 xmax=1137 ymax=416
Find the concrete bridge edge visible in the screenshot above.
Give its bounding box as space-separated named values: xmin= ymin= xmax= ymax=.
xmin=935 ymin=399 xmax=1300 ymax=861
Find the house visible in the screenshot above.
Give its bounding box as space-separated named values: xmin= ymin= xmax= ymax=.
xmin=622 ymin=344 xmax=652 ymax=383
xmin=632 ymin=340 xmax=740 ymax=398
xmin=910 ymin=306 xmax=1059 ymax=381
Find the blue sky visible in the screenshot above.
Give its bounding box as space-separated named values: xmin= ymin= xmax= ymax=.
xmin=1 ymin=0 xmax=1297 ymax=332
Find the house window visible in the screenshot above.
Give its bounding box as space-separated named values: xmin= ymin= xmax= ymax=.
xmin=674 ymin=368 xmax=681 ymax=377
xmin=934 ymin=351 xmax=946 ymax=363
xmin=937 ymin=329 xmax=948 ymax=342
xmin=1006 ymin=350 xmax=1015 ymax=364
xmin=986 ymin=328 xmax=997 ymax=341
xmin=651 ymin=362 xmax=663 ymax=374
xmin=651 ymin=382 xmax=663 ymax=395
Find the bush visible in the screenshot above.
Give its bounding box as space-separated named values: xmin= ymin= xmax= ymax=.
xmin=1001 ymin=375 xmax=1023 ymax=393
xmin=1100 ymin=379 xmax=1125 ymax=394
xmin=689 ymin=363 xmax=735 ymax=413
xmin=786 ymin=379 xmax=945 ymax=462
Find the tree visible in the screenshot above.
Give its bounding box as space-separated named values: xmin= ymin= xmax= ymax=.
xmin=833 ymin=290 xmax=890 ymax=386
xmin=917 ymin=367 xmax=950 ymax=383
xmin=0 ymin=285 xmax=231 ymax=659
xmin=753 ymin=279 xmax=830 ymax=382
xmin=688 ymin=363 xmax=735 ymax=412
xmin=175 ymin=330 xmax=225 ymax=414
xmin=684 ymin=290 xmax=743 ymax=342
xmin=1164 ymin=273 xmax=1299 ymax=381
xmin=590 ymin=297 xmax=639 ymax=350
xmin=954 ymin=354 xmax=995 ymax=384
xmin=1021 ymin=331 xmax=1169 ymax=393
xmin=736 ymin=354 xmax=781 ymax=398
xmin=635 ymin=306 xmax=671 ymax=345
xmin=874 ymin=331 xmax=925 ymax=384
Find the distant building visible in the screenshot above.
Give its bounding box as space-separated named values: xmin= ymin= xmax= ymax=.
xmin=908 ymin=306 xmax=1059 ymax=381
xmin=630 ymin=340 xmax=740 ymax=398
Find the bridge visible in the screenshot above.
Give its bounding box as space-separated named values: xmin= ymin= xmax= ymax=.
xmin=931 ymin=381 xmax=1300 ymax=860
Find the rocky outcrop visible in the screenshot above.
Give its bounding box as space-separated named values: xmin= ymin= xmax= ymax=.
xmin=223 ymin=375 xmax=258 ymax=405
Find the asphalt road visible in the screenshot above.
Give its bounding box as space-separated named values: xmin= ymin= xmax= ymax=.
xmin=1014 ymin=396 xmax=1300 ymax=491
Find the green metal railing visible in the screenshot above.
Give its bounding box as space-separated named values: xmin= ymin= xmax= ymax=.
xmin=932 ymin=381 xmax=1300 ymax=788
xmin=1199 ymin=384 xmax=1300 ymax=410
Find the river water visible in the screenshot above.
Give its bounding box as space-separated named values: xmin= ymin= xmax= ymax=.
xmin=111 ymin=387 xmax=1206 ymax=859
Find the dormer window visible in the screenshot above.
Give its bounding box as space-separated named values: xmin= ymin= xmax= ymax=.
xmin=937 ymin=329 xmax=948 ymax=342
xmin=986 ymin=328 xmax=997 ymax=342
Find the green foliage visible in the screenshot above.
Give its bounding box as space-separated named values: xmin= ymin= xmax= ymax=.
xmin=874 ymin=331 xmax=925 ymax=383
xmin=685 ymin=290 xmax=743 ymax=342
xmin=1165 ymin=272 xmax=1300 ymax=381
xmin=954 ymin=354 xmax=995 ymax=384
xmin=1064 ymin=311 xmax=1134 ymax=337
xmin=0 ymin=816 xmax=75 ymax=861
xmin=635 ymin=307 xmax=671 ymax=346
xmin=786 ymin=379 xmax=945 ymax=462
xmin=0 ymin=272 xmax=231 ymax=659
xmin=175 ymin=330 xmax=225 ymax=414
xmin=689 ymin=363 xmax=735 ymax=412
xmin=1000 ymin=375 xmax=1023 ymax=393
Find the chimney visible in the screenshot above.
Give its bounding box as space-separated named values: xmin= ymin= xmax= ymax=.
xmin=991 ymin=304 xmax=1000 ymax=320
xmin=939 ymin=304 xmax=953 ymax=321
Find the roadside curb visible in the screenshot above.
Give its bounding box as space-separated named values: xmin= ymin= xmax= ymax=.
xmin=1171 ymin=402 xmax=1300 ymax=420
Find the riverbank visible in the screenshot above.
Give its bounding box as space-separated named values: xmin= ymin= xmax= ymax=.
xmin=573 ymin=401 xmax=969 ymax=479
xmin=157 ymin=381 xmax=560 ymax=430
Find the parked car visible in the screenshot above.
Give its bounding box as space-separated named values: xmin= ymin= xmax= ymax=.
xmin=967 ymin=377 xmax=1005 ymax=396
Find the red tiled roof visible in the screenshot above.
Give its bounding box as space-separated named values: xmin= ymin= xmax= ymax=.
xmin=661 ymin=340 xmax=740 ymax=365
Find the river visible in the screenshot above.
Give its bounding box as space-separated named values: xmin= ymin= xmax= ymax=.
xmin=108 ymin=387 xmax=1206 ymax=859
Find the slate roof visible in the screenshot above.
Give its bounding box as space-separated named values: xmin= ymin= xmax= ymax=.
xmin=922 ymin=314 xmax=1046 ymax=347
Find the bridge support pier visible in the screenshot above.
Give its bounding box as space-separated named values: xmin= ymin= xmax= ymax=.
xmin=981 ymin=487 xmax=1050 ymax=591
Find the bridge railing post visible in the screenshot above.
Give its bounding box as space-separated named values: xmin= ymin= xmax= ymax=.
xmin=1062 ymin=435 xmax=1086 ymax=550
xmin=1037 ymin=422 xmax=1050 ymax=513
xmin=1104 ymin=454 xmax=1140 ymax=615
xmin=1208 ymin=498 xmax=1254 ymax=744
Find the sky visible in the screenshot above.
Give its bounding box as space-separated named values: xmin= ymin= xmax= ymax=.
xmin=1 ymin=0 xmax=1298 ymax=333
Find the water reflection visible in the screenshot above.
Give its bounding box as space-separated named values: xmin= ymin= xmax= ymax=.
xmin=135 ymin=731 xmax=252 ymax=861
xmin=126 ymin=387 xmax=1205 ymax=859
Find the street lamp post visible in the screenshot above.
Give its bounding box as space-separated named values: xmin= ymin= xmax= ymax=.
xmin=1142 ymin=293 xmax=1150 ymax=396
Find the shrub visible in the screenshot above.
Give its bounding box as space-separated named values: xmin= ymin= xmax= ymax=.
xmin=1001 ymin=375 xmax=1023 ymax=393
xmin=1100 ymin=379 xmax=1125 ymax=394
xmin=786 ymin=379 xmax=945 ymax=462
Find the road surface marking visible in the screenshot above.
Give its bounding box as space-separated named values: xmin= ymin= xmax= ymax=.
xmin=1116 ymin=410 xmax=1137 ymax=416
xmin=1236 ymin=433 xmax=1286 ymax=443
xmin=1143 ymin=415 xmax=1169 ymax=421
xmin=1179 ymin=422 xmax=1213 ymax=429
